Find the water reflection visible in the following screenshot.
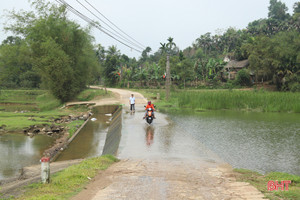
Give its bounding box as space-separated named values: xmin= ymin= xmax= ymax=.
xmin=0 ymin=134 xmax=54 ymax=180
xmin=56 ymin=105 xmax=120 ymax=161
xmin=145 ymin=126 xmax=154 ymax=147
xmin=168 ymin=110 xmax=300 ymax=175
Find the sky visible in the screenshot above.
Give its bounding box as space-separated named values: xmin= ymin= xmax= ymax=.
xmin=0 ymin=0 xmax=298 ymax=58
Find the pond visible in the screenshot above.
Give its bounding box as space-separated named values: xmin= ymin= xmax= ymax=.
xmin=167 ymin=110 xmax=300 ymax=175
xmin=0 ymin=133 xmax=54 ymax=180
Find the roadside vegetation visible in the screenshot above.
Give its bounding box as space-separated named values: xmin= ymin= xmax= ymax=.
xmin=234 ymin=169 xmax=300 ymax=200
xmin=9 ymin=155 xmax=118 ymax=200
xmin=1 ymin=0 xmax=299 ymax=100
xmin=75 ymin=89 xmax=110 ymax=102
xmin=136 ymin=89 xmax=300 ymax=113
xmin=0 ymin=88 xmax=108 ymax=132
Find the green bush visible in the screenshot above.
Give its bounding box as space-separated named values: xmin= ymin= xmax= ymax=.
xmin=234 ymin=69 xmax=252 ymax=86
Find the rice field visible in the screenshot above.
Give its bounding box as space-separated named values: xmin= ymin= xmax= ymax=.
xmin=139 ymin=89 xmax=300 ymax=113
xmin=175 ymin=90 xmax=300 ymax=113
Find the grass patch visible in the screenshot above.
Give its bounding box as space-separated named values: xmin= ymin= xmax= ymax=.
xmin=0 ymin=88 xmax=109 ymax=131
xmin=0 ymin=90 xmax=45 ymax=104
xmin=74 ymin=89 xmax=109 ymax=101
xmin=234 ymin=169 xmax=300 ymax=200
xmin=13 ymin=155 xmax=118 ymax=200
xmin=0 ymin=110 xmax=68 ymax=131
xmin=65 ymin=120 xmax=85 ymax=139
xmin=36 ymin=93 xmax=62 ymax=111
xmin=0 ymin=90 xmax=61 ymax=112
xmin=135 ymin=89 xmax=300 ymax=113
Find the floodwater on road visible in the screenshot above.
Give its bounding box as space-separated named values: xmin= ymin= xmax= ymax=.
xmin=57 ymin=105 xmax=300 ymax=176
xmin=117 ymin=106 xmax=222 ymax=163
xmin=0 ymin=134 xmax=54 ymax=180
xmin=117 ymin=106 xmax=300 ymax=175
xmin=3 ymin=104 xmax=298 ymax=181
xmin=166 ymin=109 xmax=300 ymax=175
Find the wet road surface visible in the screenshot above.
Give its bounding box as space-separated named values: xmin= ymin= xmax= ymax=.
xmin=73 ymin=89 xmax=265 ymax=200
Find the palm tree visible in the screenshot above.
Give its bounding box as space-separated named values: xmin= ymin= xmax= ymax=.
xmin=106 ymin=45 xmax=120 ymax=57
xmin=166 ymin=37 xmax=176 ymax=53
xmin=165 ymin=37 xmax=176 ymax=100
xmin=159 ymin=43 xmax=167 ymax=54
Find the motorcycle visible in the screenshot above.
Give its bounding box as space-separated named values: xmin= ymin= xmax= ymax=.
xmin=144 ymin=106 xmax=155 ymax=124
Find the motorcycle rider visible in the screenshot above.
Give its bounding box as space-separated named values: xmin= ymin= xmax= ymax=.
xmin=143 ymin=101 xmax=156 ymax=119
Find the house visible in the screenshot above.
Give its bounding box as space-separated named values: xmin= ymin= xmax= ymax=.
xmin=223 ymin=59 xmax=250 ymax=80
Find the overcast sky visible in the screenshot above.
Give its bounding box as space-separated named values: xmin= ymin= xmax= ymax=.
xmin=0 ymin=0 xmax=297 ymax=58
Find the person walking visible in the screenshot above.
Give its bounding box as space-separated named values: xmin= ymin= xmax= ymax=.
xmin=129 ymin=94 xmax=135 ymax=113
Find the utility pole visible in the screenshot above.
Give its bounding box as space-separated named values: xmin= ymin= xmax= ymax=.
xmin=166 ymin=54 xmax=171 ymax=101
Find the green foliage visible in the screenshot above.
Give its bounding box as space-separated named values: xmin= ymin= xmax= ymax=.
xmin=268 ymin=0 xmax=289 ymax=21
xmin=104 ymin=55 xmax=120 ymax=86
xmin=17 ymin=155 xmax=118 ymax=200
xmin=0 ymin=39 xmax=40 ymax=89
xmin=4 ymin=0 xmax=99 ymax=102
xmin=234 ymin=168 xmax=300 ymax=200
xmin=36 ymin=92 xmax=62 ymax=111
xmin=0 ymin=88 xmax=107 ymax=131
xmin=66 ymin=120 xmax=85 ymax=138
xmin=0 ymin=90 xmax=64 ymax=130
xmin=242 ymin=31 xmax=300 ymax=91
xmin=234 ymin=69 xmax=252 ymax=86
xmin=150 ymin=89 xmax=300 ymax=113
xmin=75 ymin=89 xmax=108 ymax=101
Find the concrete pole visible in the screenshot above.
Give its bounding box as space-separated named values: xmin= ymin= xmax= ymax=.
xmin=41 ymin=157 xmax=50 ymax=184
xmin=166 ymin=54 xmax=171 ymax=101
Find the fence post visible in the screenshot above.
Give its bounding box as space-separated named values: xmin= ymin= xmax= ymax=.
xmin=41 ymin=157 xmax=50 ymax=184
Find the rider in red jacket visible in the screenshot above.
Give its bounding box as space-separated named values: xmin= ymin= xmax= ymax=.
xmin=143 ymin=101 xmax=155 ymax=119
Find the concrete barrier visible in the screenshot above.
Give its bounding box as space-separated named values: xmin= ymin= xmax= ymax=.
xmin=102 ymin=106 xmax=122 ymax=155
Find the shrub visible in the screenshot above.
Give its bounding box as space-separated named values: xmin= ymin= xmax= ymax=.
xmin=235 ymin=69 xmax=252 ymax=86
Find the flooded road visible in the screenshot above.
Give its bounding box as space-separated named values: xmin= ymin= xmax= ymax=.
xmin=117 ymin=106 xmax=222 ymax=163
xmin=2 ymin=87 xmax=299 ymax=184
xmin=117 ymin=107 xmax=300 ymax=175
xmin=0 ymin=134 xmax=54 ymax=180
xmin=168 ymin=110 xmax=300 ymax=175
xmin=58 ymin=104 xmax=299 ymax=176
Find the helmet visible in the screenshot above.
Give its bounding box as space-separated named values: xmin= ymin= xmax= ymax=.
xmin=148 ymin=101 xmax=151 ymax=105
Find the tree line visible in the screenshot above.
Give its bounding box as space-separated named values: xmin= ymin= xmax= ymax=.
xmin=99 ymin=0 xmax=300 ymax=91
xmin=1 ymin=0 xmax=299 ymax=103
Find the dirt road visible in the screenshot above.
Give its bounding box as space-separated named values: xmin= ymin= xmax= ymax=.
xmin=72 ymin=87 xmax=265 ymax=200
xmin=66 ymin=87 xmax=147 ymax=107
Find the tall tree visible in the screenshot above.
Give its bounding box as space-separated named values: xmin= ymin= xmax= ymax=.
xmin=4 ymin=0 xmax=99 ymax=101
xmin=165 ymin=37 xmax=176 ymax=100
xmin=268 ymin=0 xmax=289 ymax=20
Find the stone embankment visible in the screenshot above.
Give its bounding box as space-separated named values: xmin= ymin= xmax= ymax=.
xmin=23 ymin=113 xmax=91 ymax=138
xmin=23 ymin=112 xmax=92 ymax=158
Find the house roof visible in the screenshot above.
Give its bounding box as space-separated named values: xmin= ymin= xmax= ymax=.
xmin=224 ymin=59 xmax=249 ymax=70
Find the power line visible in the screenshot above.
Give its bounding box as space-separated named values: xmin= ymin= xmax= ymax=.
xmin=75 ymin=0 xmax=144 ymax=50
xmin=83 ymin=0 xmax=146 ymax=49
xmin=55 ymin=0 xmax=142 ymax=53
xmin=58 ymin=0 xmax=142 ymax=53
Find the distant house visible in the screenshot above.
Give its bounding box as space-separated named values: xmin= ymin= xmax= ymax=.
xmin=223 ymin=59 xmax=250 ymax=80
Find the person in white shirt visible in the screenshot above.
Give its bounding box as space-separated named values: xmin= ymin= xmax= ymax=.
xmin=129 ymin=94 xmax=135 ymax=113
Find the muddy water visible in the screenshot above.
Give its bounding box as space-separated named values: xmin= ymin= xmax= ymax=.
xmin=0 ymin=134 xmax=54 ymax=180
xmin=5 ymin=104 xmax=297 ymax=181
xmin=117 ymin=106 xmax=222 ymax=163
xmin=57 ymin=104 xmax=299 ymax=176
xmin=55 ymin=105 xmax=119 ymax=161
xmin=117 ymin=106 xmax=299 ymax=175
xmin=167 ymin=110 xmax=300 ymax=175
